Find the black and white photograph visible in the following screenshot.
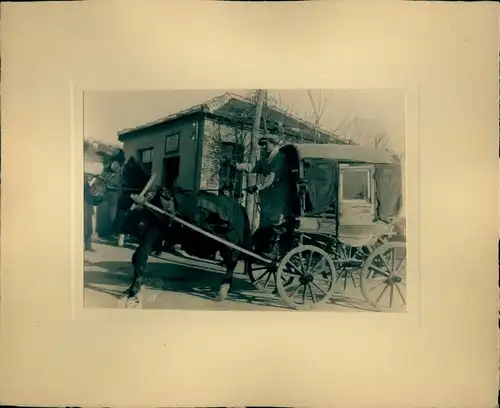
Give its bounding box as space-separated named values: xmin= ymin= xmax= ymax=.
xmin=83 ymin=89 xmax=407 ymax=312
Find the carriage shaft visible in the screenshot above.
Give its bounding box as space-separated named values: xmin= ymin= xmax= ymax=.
xmin=138 ymin=200 xmax=272 ymax=265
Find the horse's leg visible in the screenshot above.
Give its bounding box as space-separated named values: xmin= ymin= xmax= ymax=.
xmin=217 ymin=246 xmax=239 ymax=302
xmin=152 ymin=233 xmax=163 ymax=255
xmin=125 ymin=224 xmax=161 ymax=298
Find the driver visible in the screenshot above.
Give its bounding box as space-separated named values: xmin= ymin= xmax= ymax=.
xmin=234 ymin=134 xmax=295 ymax=260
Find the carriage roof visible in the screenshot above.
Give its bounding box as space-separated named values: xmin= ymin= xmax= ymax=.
xmin=289 ymin=143 xmax=398 ymax=165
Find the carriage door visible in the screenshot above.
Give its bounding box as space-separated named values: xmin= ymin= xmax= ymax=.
xmin=338 ymin=163 xmax=375 ymax=225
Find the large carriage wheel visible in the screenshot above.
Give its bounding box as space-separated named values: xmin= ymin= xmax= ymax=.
xmin=276 ymin=245 xmax=336 ymax=310
xmin=359 ymin=241 xmax=406 ymax=311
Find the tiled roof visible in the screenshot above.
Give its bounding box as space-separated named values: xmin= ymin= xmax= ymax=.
xmin=117 ymin=92 xmax=351 ymax=144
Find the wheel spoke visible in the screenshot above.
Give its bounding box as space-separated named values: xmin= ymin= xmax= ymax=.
xmin=263 ymin=271 xmax=273 ymax=290
xmin=367 ymin=264 xmax=391 ymax=278
xmin=290 ymin=283 xmax=302 ymax=299
xmin=375 ymin=283 xmax=390 ymax=306
xmin=368 ymin=279 xmax=386 ymax=293
xmin=377 ymin=252 xmax=392 ymax=272
xmin=389 ymin=284 xmax=394 ymax=308
xmin=309 ymin=257 xmax=326 ymax=274
xmin=307 ymin=251 xmax=313 ymax=273
xmin=311 ymin=281 xmax=329 ymax=296
xmin=391 ymin=249 xmax=396 ymax=274
xmin=395 ymin=256 xmax=406 ymax=275
xmin=311 ymin=275 xmax=333 ymax=283
xmin=308 ymin=284 xmax=317 ymax=303
xmin=287 ymin=260 xmax=303 ymax=275
xmin=255 ymin=270 xmax=272 ymax=283
xmin=350 ymin=271 xmax=357 ymax=288
xmin=282 ymin=268 xmax=302 ymax=278
xmin=302 ymin=285 xmax=306 ymax=304
xmin=395 ymin=283 xmax=406 ymax=305
xmin=298 ymin=252 xmax=306 ymax=275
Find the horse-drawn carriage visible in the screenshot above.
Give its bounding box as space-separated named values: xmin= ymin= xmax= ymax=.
xmin=86 ymin=142 xmax=406 ymax=311
xmin=243 ymin=143 xmax=406 ymax=311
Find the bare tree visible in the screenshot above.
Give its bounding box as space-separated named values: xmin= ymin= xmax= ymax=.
xmin=349 ymin=126 xmax=405 ymax=162
xmin=307 ymin=90 xmax=327 ymax=143
xmin=304 ymin=89 xmax=359 ymax=144
xmin=372 ymin=131 xmax=391 ymax=149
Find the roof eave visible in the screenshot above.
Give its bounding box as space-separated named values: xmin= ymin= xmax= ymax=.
xmin=117 ymin=109 xmax=206 ymax=141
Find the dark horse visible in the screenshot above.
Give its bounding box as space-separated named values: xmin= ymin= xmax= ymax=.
xmin=107 ymin=156 xmax=252 ymax=304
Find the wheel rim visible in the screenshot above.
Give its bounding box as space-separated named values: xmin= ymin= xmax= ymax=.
xmin=276 ymin=245 xmax=336 ymax=310
xmin=359 ymin=242 xmax=407 ymax=311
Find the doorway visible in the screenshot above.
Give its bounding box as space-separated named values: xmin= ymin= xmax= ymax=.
xmin=163 ymin=156 xmax=180 ymax=189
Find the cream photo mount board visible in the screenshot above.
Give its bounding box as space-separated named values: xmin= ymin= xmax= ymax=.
xmin=1 ymin=1 xmax=498 ymax=408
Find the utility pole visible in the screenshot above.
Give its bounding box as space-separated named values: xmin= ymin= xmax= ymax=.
xmin=246 ymin=89 xmax=265 ymax=230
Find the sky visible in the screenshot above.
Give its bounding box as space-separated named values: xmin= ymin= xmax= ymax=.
xmin=83 ymin=89 xmax=406 ymax=155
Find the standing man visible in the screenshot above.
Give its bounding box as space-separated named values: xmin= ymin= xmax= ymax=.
xmin=234 ymin=134 xmax=295 ymax=260
xmin=84 ymin=174 xmax=96 ymax=252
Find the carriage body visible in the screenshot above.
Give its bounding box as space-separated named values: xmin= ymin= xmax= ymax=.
xmin=279 ymin=143 xmax=404 ymax=246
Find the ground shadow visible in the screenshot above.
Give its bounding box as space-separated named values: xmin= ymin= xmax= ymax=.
xmin=84 ymin=254 xmax=379 ymax=311
xmin=84 ymin=259 xmax=291 ymax=309
xmin=85 ymin=283 xmax=126 ymax=298
xmin=93 ymin=239 xmax=229 ymax=272
xmin=328 ymin=293 xmax=379 ymax=312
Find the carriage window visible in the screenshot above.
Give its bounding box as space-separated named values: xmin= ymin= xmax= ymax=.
xmin=138 ymin=148 xmax=154 ymax=173
xmin=340 ymin=167 xmax=371 ymax=202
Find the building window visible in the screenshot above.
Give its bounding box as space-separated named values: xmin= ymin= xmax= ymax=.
xmin=219 ymin=142 xmax=244 ymax=195
xmin=138 ymin=147 xmax=154 ymax=173
xmin=165 ymin=133 xmax=180 ymax=154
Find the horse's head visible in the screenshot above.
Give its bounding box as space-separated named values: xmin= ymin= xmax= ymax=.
xmin=120 ymin=156 xmax=152 ymax=193
xmin=116 ymin=157 xmax=176 ymax=218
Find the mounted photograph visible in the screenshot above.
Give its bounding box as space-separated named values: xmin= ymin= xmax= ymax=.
xmin=83 ymin=89 xmax=407 ymax=312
